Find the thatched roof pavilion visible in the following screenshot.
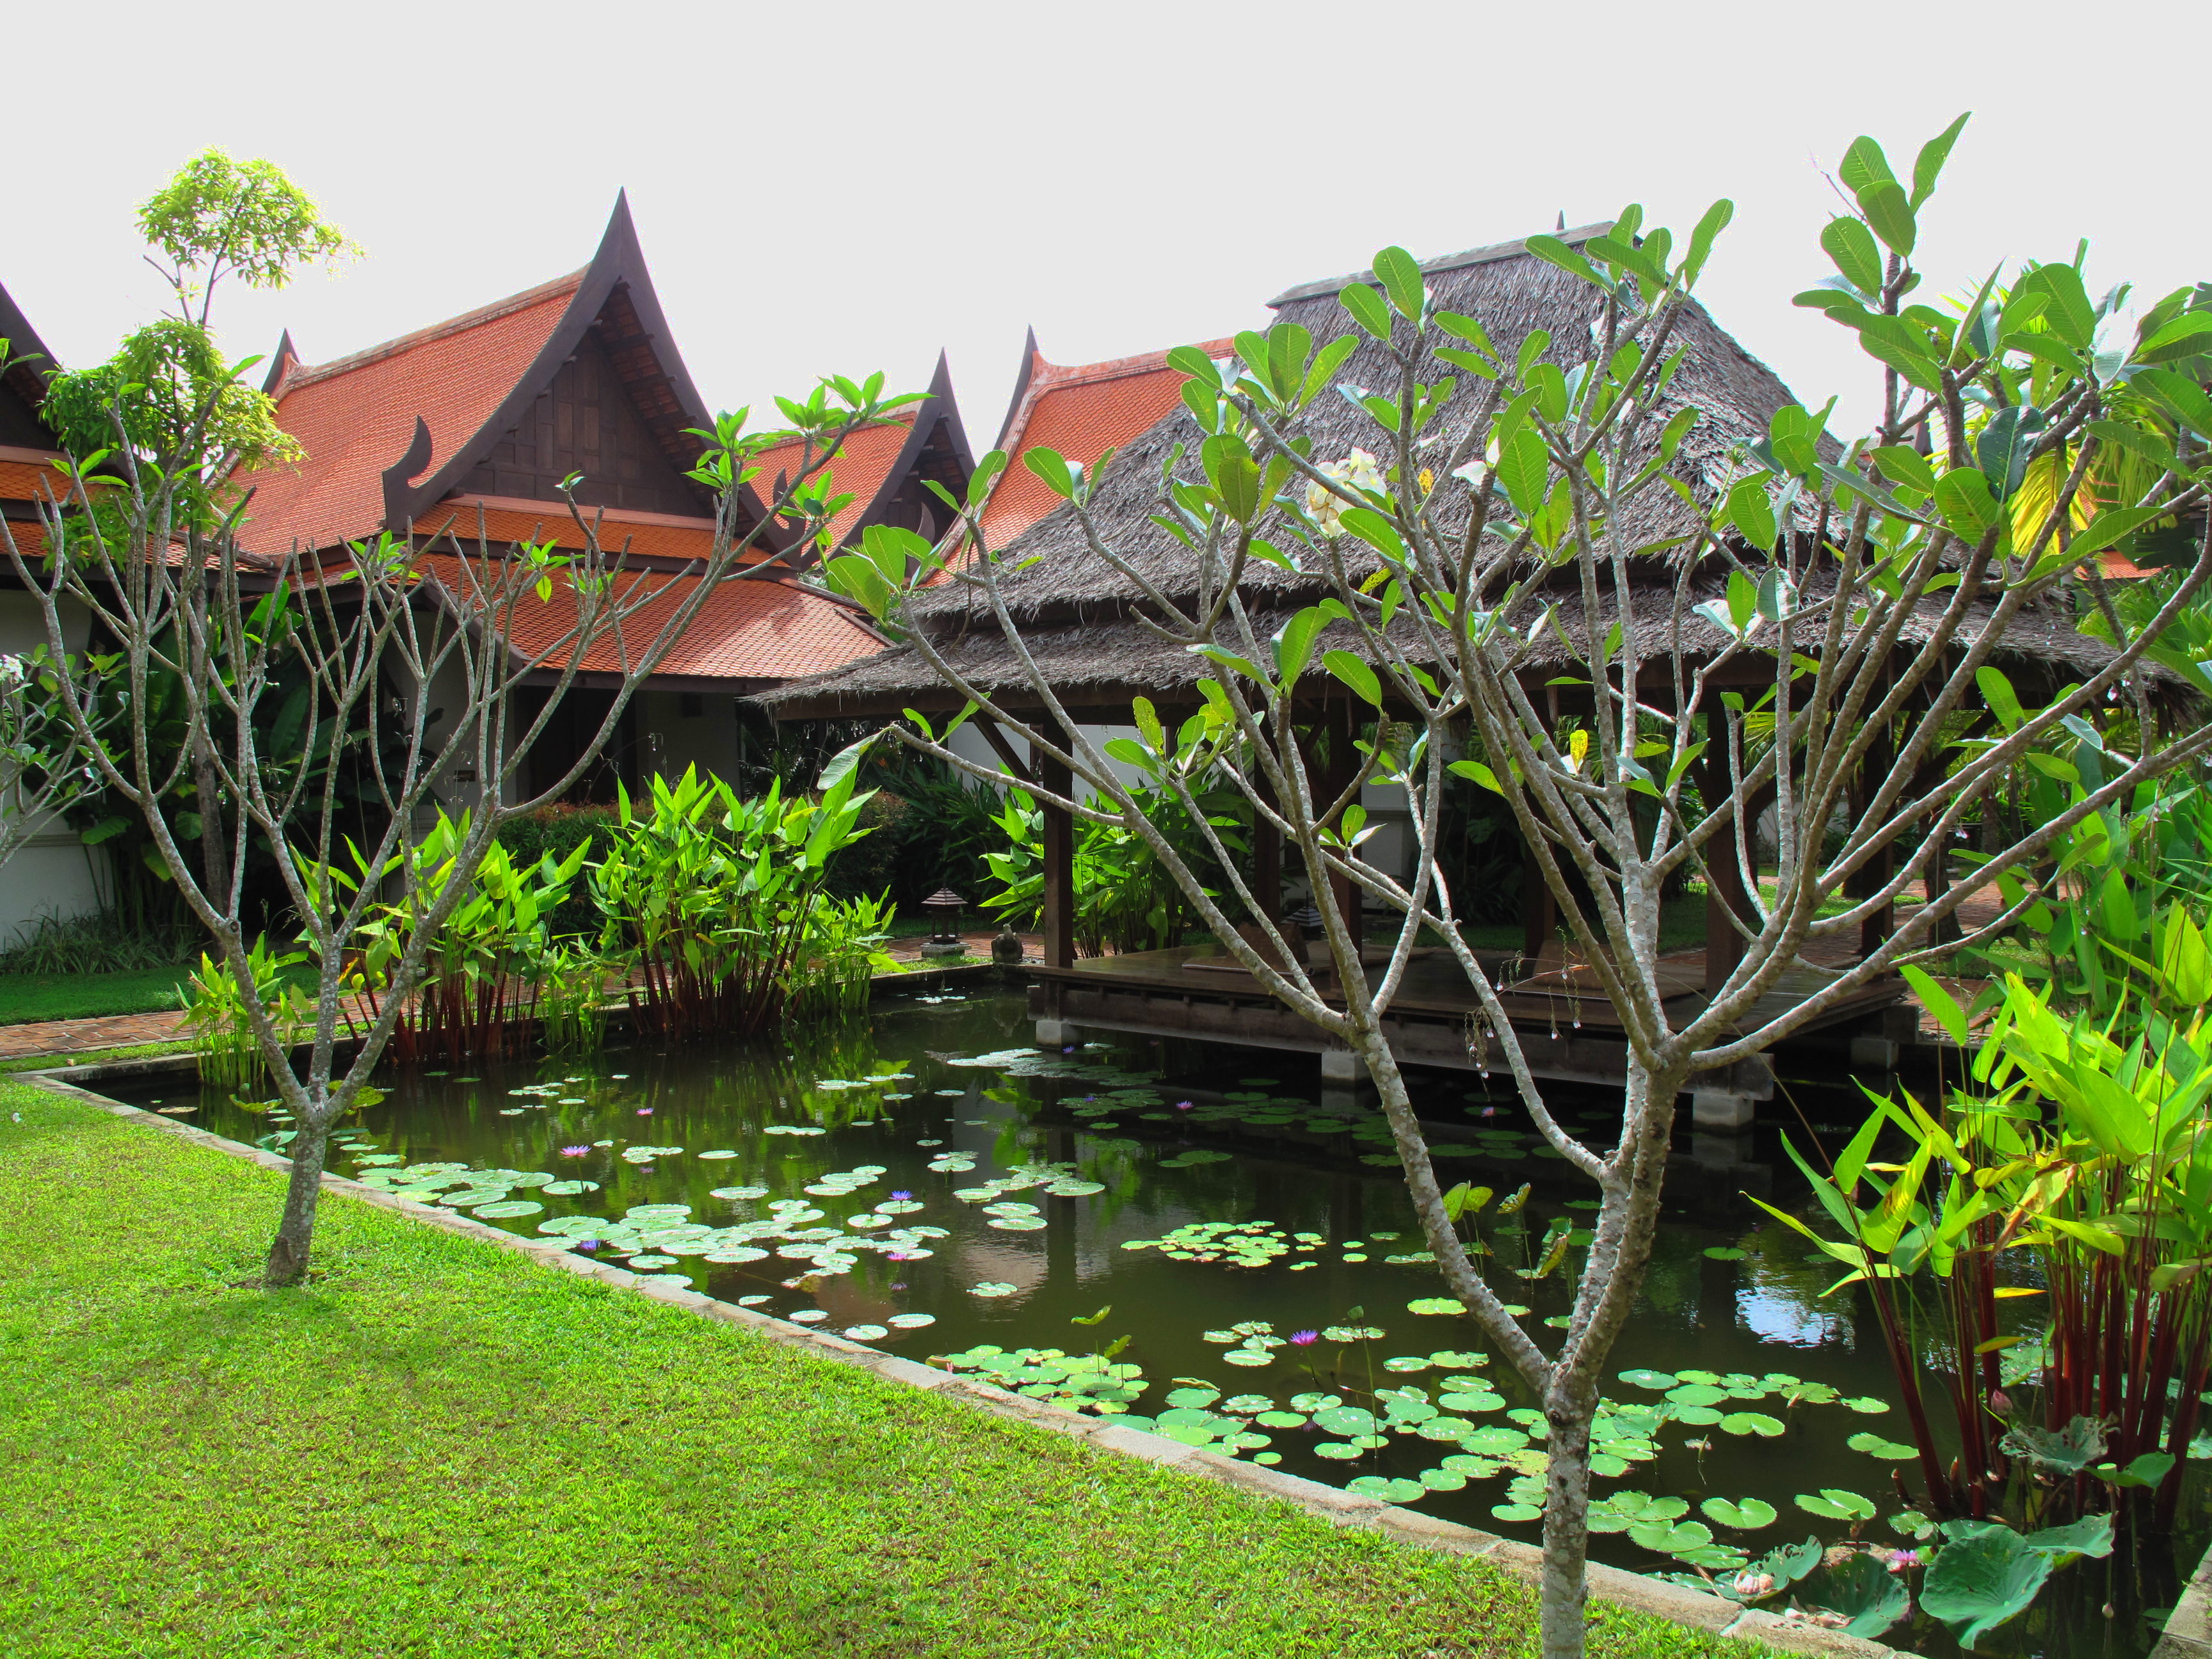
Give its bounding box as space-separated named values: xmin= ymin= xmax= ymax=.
xmin=765 ymin=223 xmax=2118 ymax=723
xmin=762 ymin=227 xmax=2133 ymax=1077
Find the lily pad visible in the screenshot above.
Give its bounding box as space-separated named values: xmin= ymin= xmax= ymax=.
xmin=439 ymin=1187 xmax=511 ymax=1208
xmin=1847 ymin=1432 xmax=1919 ymax=1460
xmin=1701 ymin=1497 xmax=1779 ymax=1530
xmin=1795 ymin=1489 xmax=1876 ymax=1523
xmin=472 ymin=1199 xmax=543 ymax=1219
xmin=1407 ymin=1297 xmax=1463 ymax=1315
xmin=886 ymin=1313 xmax=936 ymax=1329
xmin=1919 ymin=1527 xmax=2051 ymax=1647
xmin=1617 ymin=1369 xmax=1677 ymax=1391
xmin=968 ymin=1281 xmax=1017 ymax=1297
xmin=1800 ymin=1550 xmax=1910 ymax=1640
xmin=1703 ymin=1246 xmax=1748 ymax=1260
xmin=1347 ymin=1475 xmax=1427 ymax=1503
xmin=1314 ymin=1406 xmax=1379 ymax=1437
xmin=842 ymin=1325 xmax=888 ymax=1342
xmin=541 ymin=1180 xmax=599 ymax=1196
xmin=1717 ymin=1412 xmax=1784 ymax=1438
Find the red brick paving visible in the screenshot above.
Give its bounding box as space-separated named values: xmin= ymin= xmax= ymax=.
xmin=0 ymin=1007 xmax=188 ymax=1060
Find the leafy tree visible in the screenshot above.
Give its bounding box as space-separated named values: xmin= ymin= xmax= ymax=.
xmin=0 ymin=644 xmax=106 ymax=894
xmin=41 ymin=148 xmax=358 ymax=491
xmin=5 ymin=152 xmax=916 ymax=1286
xmin=830 ymin=116 xmax=2212 ymax=1659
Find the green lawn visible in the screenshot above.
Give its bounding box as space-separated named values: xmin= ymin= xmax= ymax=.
xmin=0 ymin=963 xmax=197 ymax=1025
xmin=0 ymin=1080 xmax=1749 ymax=1659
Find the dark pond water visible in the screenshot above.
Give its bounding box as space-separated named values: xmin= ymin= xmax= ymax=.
xmin=119 ymin=988 xmax=2200 ymax=1657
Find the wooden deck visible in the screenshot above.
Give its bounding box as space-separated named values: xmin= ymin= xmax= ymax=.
xmin=1029 ymin=942 xmax=1906 ymax=1094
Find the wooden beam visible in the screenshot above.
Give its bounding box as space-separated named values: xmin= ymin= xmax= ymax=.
xmin=976 ymin=718 xmax=1034 ymax=785
xmin=1038 ymin=751 xmax=1075 ymax=969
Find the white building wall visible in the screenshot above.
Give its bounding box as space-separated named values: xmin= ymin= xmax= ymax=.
xmin=0 ymin=589 xmax=104 ymax=947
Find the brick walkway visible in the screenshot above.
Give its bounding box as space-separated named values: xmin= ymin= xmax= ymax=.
xmin=0 ymin=1008 xmax=188 ymax=1061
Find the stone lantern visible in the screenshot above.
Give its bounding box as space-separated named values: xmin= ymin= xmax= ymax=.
xmin=919 ymin=888 xmax=968 ymax=959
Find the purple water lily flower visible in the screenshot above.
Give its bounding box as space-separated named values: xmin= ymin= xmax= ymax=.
xmin=1290 ymin=1329 xmax=1320 ymax=1345
xmin=559 ymin=1145 xmax=589 ymax=1157
xmin=1888 ymin=1550 xmax=1921 ymax=1574
xmin=576 ymin=1239 xmax=602 ymax=1252
xmin=1174 ymin=1100 xmax=1194 ymax=1112
xmin=889 ymin=1190 xmax=913 ymax=1201
xmin=886 ymin=1250 xmax=922 ymax=1261
xmin=891 ymin=1283 xmax=908 ymax=1291
xmin=636 ymin=1108 xmax=653 ymax=1116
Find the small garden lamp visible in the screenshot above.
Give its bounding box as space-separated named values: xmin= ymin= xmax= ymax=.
xmin=920 ymin=887 xmax=968 ymax=959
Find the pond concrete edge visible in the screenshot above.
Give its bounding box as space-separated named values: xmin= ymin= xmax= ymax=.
xmin=28 ymin=1057 xmax=1899 ymax=1659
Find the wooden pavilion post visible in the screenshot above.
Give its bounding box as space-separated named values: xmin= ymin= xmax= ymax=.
xmin=1038 ymin=752 xmax=1075 ymax=970
xmin=1697 ymin=733 xmax=1749 ymax=996
xmin=1521 ymin=835 xmax=1557 ymax=968
xmin=1251 ymin=782 xmax=1281 ymax=930
xmin=1318 ymin=700 xmax=1364 ymax=952
xmin=1851 ymin=716 xmax=1897 ymax=959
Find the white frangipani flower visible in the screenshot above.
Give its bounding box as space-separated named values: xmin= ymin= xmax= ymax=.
xmin=1304 ymin=449 xmax=1385 ymax=536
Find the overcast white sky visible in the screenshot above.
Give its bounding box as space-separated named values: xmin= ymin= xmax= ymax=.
xmin=10 ymin=0 xmax=2204 ymax=454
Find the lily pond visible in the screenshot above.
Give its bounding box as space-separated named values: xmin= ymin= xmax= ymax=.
xmin=124 ymin=987 xmax=2206 ymax=1658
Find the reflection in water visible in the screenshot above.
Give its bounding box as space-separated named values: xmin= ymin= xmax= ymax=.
xmin=1737 ymin=1286 xmax=1847 ymax=1350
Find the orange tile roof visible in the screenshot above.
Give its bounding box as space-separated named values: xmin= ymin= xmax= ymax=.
xmin=234 ymin=272 xmax=584 ymax=555
xmin=748 ymin=413 xmax=915 ymax=550
xmin=0 ymin=451 xmax=74 ymax=504
xmin=410 ymin=498 xmax=777 ymax=567
xmin=406 ymin=553 xmax=884 ymax=684
xmin=979 ymin=339 xmax=1235 ymax=550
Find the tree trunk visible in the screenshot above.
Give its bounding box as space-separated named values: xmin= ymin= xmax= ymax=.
xmin=1540 ymin=1374 xmax=1598 ymax=1659
xmin=264 ymin=1105 xmax=330 ymax=1286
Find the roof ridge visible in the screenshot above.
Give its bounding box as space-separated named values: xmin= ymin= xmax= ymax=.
xmin=284 ymin=267 xmax=588 ymax=391
xmin=1032 ymin=337 xmax=1239 ymax=391
xmin=1267 ymin=223 xmax=1617 ymax=307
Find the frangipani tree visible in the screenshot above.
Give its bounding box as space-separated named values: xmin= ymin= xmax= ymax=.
xmin=825 ymin=117 xmax=2212 ymax=1658
xmin=0 ymin=643 xmax=105 ymax=890
xmin=4 ymin=152 xmax=915 ymax=1286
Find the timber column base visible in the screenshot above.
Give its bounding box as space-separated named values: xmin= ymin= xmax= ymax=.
xmin=1320 ymin=1046 xmax=1366 ymax=1084
xmin=1690 ymin=1089 xmax=1758 ymax=1132
xmin=1034 ymin=979 xmax=1075 ymax=1050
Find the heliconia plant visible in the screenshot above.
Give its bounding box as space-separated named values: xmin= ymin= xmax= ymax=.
xmin=1759 ymin=901 xmax=2212 ymax=1534
xmin=788 ymin=890 xmax=901 ymax=1019
xmin=180 ymin=934 xmax=309 ymax=1088
xmin=345 ymin=810 xmax=593 ymax=1066
xmin=591 ymin=760 xmax=876 ymax=1042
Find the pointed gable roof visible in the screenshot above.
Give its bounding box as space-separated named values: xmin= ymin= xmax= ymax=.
xmin=748 ymin=352 xmax=975 ymax=552
xmin=975 ymin=332 xmax=1235 ymax=551
xmin=237 ymin=194 xmax=760 ymax=556
xmin=0 ymin=276 xmax=63 ymax=456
